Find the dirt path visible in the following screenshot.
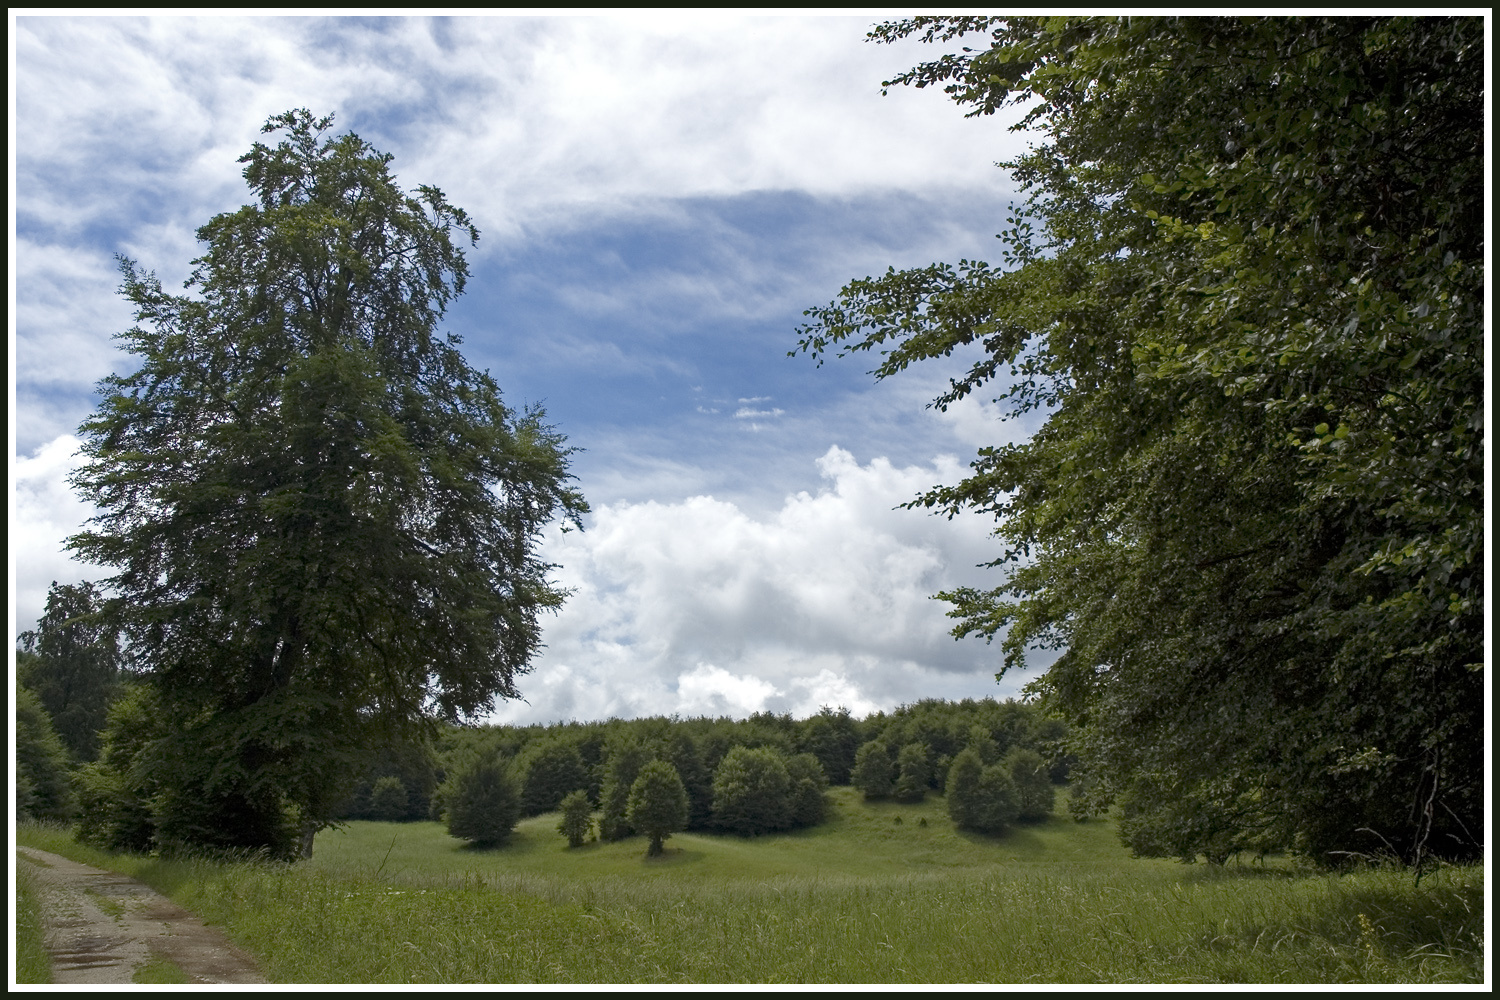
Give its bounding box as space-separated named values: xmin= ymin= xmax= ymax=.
xmin=17 ymin=846 xmax=267 ymax=984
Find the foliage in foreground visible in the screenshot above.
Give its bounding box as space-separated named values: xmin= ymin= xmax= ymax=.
xmin=15 ymin=860 xmax=52 ymax=984
xmin=15 ymin=813 xmax=1482 ymax=984
xmin=801 ymin=15 xmax=1484 ymax=865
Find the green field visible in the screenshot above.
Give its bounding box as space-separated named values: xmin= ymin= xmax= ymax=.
xmin=16 ymin=789 xmax=1484 ymax=983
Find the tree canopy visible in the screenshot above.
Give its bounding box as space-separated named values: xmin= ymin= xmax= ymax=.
xmin=69 ymin=109 xmax=587 ymax=856
xmin=19 ymin=580 xmax=123 ymax=762
xmin=797 ymin=17 xmax=1482 ymax=864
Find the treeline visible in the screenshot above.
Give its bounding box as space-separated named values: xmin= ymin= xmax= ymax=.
xmin=345 ymin=698 xmax=1070 ymax=847
xmin=16 ymin=580 xmax=1068 ymax=855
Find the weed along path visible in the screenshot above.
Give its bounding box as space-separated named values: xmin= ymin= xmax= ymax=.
xmin=17 ymin=847 xmax=266 ymax=984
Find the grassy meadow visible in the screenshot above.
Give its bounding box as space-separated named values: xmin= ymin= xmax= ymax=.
xmin=15 ymin=788 xmax=1484 ymax=984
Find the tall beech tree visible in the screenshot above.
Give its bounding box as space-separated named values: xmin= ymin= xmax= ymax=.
xmin=70 ymin=110 xmax=586 ymax=857
xmin=798 ymin=18 xmax=1482 ymax=864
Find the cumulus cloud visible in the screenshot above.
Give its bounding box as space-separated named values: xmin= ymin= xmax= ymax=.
xmin=8 ymin=436 xmax=1030 ymax=717
xmin=496 ymin=446 xmax=1021 ymax=724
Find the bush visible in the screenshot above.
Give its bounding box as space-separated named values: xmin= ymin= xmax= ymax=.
xmin=557 ymin=790 xmax=594 ymax=848
xmin=73 ymin=684 xmax=160 ymax=851
xmin=598 ymin=740 xmax=652 ymax=842
xmin=514 ymin=738 xmax=589 ymax=816
xmin=850 ymin=740 xmax=895 ymax=799
xmin=368 ymin=776 xmax=409 ymax=822
xmin=971 ymin=764 xmax=1021 ymax=834
xmin=785 ymin=753 xmax=829 ymax=827
xmin=1005 ymin=748 xmax=1055 ymax=823
xmin=713 ymin=746 xmax=792 ymax=836
xmin=945 ymin=747 xmax=984 ymax=830
xmin=894 ymin=742 xmax=931 ymax=802
xmin=627 ymin=761 xmax=690 ymax=856
xmin=443 ymin=756 xmax=520 ymax=846
xmin=947 ymin=750 xmax=1021 ymax=835
xmin=16 ymin=685 xmax=72 ymax=822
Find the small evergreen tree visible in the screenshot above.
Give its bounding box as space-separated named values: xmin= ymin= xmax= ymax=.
xmin=850 ymin=740 xmax=895 ymax=799
xmin=627 ymin=761 xmax=690 ymax=856
xmin=444 ymin=756 xmax=520 ymax=846
xmin=664 ymin=732 xmax=714 ymax=830
xmin=557 ymin=789 xmax=594 ymax=848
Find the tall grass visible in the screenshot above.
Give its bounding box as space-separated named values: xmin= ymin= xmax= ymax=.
xmin=15 ymin=856 xmax=52 ymax=984
xmin=14 ymin=790 xmax=1483 ymax=984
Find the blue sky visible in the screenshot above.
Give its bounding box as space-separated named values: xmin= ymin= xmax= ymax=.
xmin=11 ymin=14 xmax=1050 ymax=723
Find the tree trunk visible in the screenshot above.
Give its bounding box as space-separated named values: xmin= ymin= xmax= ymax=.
xmin=298 ymin=821 xmax=318 ymax=859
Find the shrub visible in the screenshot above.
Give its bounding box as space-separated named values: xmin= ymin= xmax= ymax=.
xmin=16 ymin=685 xmax=72 ymax=822
xmin=712 ymin=746 xmax=792 ymax=836
xmin=970 ymin=764 xmax=1021 ymax=834
xmin=443 ymin=756 xmax=520 ymax=846
xmin=947 ymin=751 xmax=1021 ymax=835
xmin=894 ymin=742 xmax=931 ymax=802
xmin=368 ymin=776 xmax=409 ymax=822
xmin=945 ymin=747 xmax=984 ymax=830
xmin=850 ymin=740 xmax=895 ymax=799
xmin=627 ymin=761 xmax=690 ymax=856
xmin=598 ymin=741 xmax=652 ymax=841
xmin=73 ymin=684 xmax=160 ymax=851
xmin=784 ymin=752 xmax=829 ymax=827
xmin=514 ymin=738 xmax=588 ymax=816
xmin=1006 ymin=748 xmax=1055 ymax=823
xmin=557 ymin=789 xmax=594 ymax=848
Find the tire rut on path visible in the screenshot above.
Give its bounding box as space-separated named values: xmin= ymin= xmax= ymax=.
xmin=17 ymin=846 xmax=267 ymax=984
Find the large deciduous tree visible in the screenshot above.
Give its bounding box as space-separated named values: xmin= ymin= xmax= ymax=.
xmin=798 ymin=17 xmax=1482 ymax=865
xmin=70 ymin=110 xmax=587 ymax=858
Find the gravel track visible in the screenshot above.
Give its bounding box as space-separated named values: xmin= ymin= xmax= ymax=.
xmin=17 ymin=846 xmax=267 ymax=984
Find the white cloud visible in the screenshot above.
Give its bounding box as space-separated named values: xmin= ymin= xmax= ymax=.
xmin=11 ymin=436 xmax=109 ymax=640
xmin=14 ymin=15 xmax=1032 ymax=245
xmin=7 ymin=435 xmax=1030 ymax=717
xmin=494 ymin=446 xmax=1019 ymax=724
